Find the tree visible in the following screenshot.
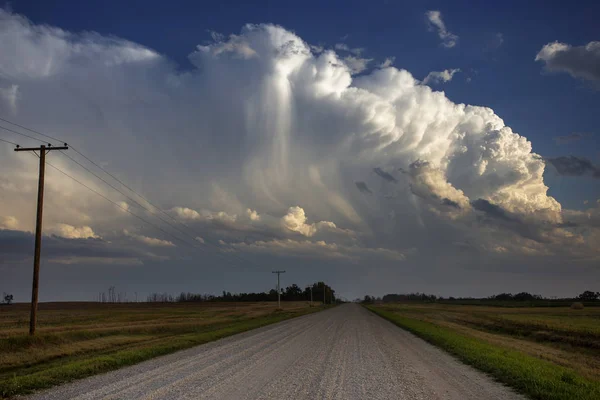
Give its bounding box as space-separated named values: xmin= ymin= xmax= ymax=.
xmin=577 ymin=290 xmax=599 ymax=301
xmin=3 ymin=293 xmax=13 ymax=305
xmin=362 ymin=295 xmax=374 ymax=304
xmin=284 ymin=284 xmax=303 ymax=301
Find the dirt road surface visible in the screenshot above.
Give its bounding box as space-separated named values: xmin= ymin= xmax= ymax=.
xmin=25 ymin=304 xmax=523 ymax=400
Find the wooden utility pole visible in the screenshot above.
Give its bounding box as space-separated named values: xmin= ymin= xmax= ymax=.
xmin=272 ymin=270 xmax=286 ymax=309
xmin=15 ymin=144 xmax=68 ymax=335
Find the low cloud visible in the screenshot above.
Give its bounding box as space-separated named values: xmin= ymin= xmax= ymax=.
xmin=281 ymin=206 xmax=337 ymax=237
xmin=171 ymin=207 xmax=201 ymax=220
xmin=0 ymin=215 xmax=18 ymax=230
xmin=553 ymin=132 xmax=592 ymax=144
xmin=536 ymin=41 xmax=600 ymax=85
xmin=50 ymin=224 xmax=99 ymax=239
xmin=344 ymin=56 xmax=372 ymax=74
xmin=246 ymin=208 xmax=260 ymax=221
xmin=425 ymin=10 xmax=459 ymax=48
xmin=373 ymin=168 xmax=397 ymax=183
xmin=546 ymin=156 xmax=600 ymax=179
xmin=0 ymin=229 xmax=148 ymax=264
xmin=355 ymin=181 xmax=372 ymax=194
xmin=230 ymin=238 xmax=405 ymax=262
xmin=124 ymin=230 xmax=175 ymax=247
xmin=171 ymin=207 xmax=238 ymax=224
xmin=423 ymin=68 xmax=460 ymax=84
xmin=50 ymin=256 xmax=143 ymax=266
xmin=471 ymin=199 xmax=513 ymax=221
xmin=335 ymin=43 xmax=364 ymax=56
xmin=379 ymin=57 xmax=395 ymax=68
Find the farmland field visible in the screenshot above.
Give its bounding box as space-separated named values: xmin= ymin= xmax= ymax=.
xmin=0 ymin=301 xmax=322 ymax=398
xmin=367 ymin=303 xmax=600 ymax=400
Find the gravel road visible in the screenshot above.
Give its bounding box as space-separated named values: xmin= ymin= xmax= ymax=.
xmin=26 ymin=304 xmax=524 ymax=400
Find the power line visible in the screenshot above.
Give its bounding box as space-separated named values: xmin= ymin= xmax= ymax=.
xmin=0 ymin=116 xmax=205 ymax=239
xmin=0 ymin=117 xmax=198 ymax=239
xmin=45 ymin=157 xmax=257 ymax=270
xmin=56 ymin=150 xmax=236 ymax=254
xmin=58 ymin=150 xmax=230 ymax=251
xmin=44 ymin=159 xmax=196 ymax=248
xmin=0 ymin=117 xmax=205 ymax=243
xmin=59 ymin=150 xmax=149 ymax=211
xmin=60 ymin=151 xmax=265 ymax=267
xmin=0 ymin=137 xmax=19 ymax=146
xmin=0 ymin=117 xmax=64 ymax=144
xmin=0 ymin=115 xmax=267 ymax=269
xmin=0 ymin=124 xmax=52 ymax=145
xmin=65 ymin=145 xmax=244 ymax=259
xmin=0 ymin=118 xmax=194 ymax=226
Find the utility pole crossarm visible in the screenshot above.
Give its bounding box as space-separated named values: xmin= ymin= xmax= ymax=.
xmin=14 ymin=143 xmax=68 ymax=335
xmin=15 ymin=146 xmax=68 ymax=152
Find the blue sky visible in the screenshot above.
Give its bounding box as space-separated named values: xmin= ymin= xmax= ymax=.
xmin=7 ymin=0 xmax=599 ymax=208
xmin=1 ymin=1 xmax=599 ymax=300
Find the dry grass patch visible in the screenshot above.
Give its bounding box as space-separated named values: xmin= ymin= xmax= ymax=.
xmin=369 ymin=303 xmax=600 ymax=400
xmin=0 ymin=301 xmax=323 ymax=398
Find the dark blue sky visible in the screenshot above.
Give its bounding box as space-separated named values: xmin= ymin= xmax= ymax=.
xmin=5 ymin=0 xmax=599 ymax=207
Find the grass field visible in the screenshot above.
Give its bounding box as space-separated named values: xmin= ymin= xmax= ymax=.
xmin=0 ymin=301 xmax=323 ymax=398
xmin=367 ymin=303 xmax=600 ymax=400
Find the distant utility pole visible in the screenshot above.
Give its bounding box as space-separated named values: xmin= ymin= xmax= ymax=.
xmin=15 ymin=143 xmax=69 ymax=336
xmin=272 ymin=270 xmax=286 ymax=309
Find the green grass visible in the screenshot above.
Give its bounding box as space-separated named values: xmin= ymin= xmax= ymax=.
xmin=0 ymin=302 xmax=325 ymax=399
xmin=367 ymin=305 xmax=600 ymax=400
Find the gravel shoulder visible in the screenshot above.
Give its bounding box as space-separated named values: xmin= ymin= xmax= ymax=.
xmin=23 ymin=304 xmax=525 ymax=400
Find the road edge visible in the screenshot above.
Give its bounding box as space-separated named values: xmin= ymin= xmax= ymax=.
xmin=1 ymin=305 xmax=335 ymax=399
xmin=364 ymin=304 xmax=600 ymax=400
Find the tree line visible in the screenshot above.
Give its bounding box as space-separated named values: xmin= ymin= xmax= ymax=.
xmin=360 ymin=290 xmax=600 ymax=304
xmin=147 ymin=282 xmax=337 ymax=304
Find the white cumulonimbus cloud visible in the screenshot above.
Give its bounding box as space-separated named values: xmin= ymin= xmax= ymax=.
xmin=0 ymin=9 xmax=593 ymax=268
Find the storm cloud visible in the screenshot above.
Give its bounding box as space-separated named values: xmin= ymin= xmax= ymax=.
xmin=546 ymin=156 xmax=600 ymax=179
xmin=0 ymin=9 xmax=597 ymax=300
xmin=355 ymin=181 xmax=372 ymax=194
xmin=536 ymin=41 xmax=600 ymax=84
xmin=373 ymin=168 xmax=398 ymax=183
